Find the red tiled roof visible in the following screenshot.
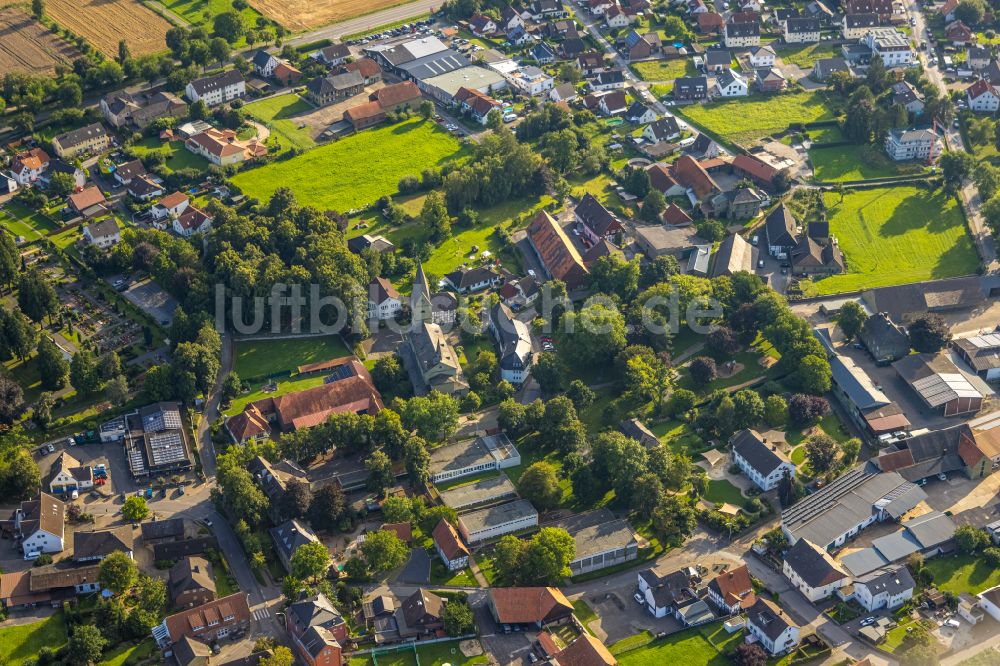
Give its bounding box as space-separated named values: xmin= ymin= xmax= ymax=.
xmin=646 ymin=163 xmax=679 ymax=193
xmin=554 ymin=633 xmax=616 ymax=666
xmin=967 ymin=79 xmax=996 ymax=100
xmin=164 ymin=593 xmax=251 ymax=642
xmin=733 ymin=154 xmax=778 ymax=184
xmin=490 ymin=587 xmax=573 ymax=624
xmin=662 ymin=203 xmax=692 ymax=226
xmin=877 ymin=448 xmax=915 ymax=472
xmin=372 ymin=82 xmax=421 ymax=109
xmin=697 ymin=11 xmax=724 ymax=29
xmin=432 ymin=519 xmax=469 ymax=560
xmin=344 ymin=57 xmax=381 ymax=79
xmin=709 ymin=564 xmax=756 ymax=609
xmin=68 ymin=186 xmax=106 ymax=212
xmin=526 ymin=210 xmax=589 ymax=290
xmin=958 ymin=432 xmax=987 ymax=468
xmin=345 ymin=101 xmax=385 ymax=124
xmin=159 ymin=192 xmax=189 ymax=209
xmin=226 ymin=404 xmax=269 ymax=442
xmin=11 ymin=147 xmax=49 ymax=173
xmin=672 ymin=155 xmax=720 ymax=199
xmin=381 ymin=522 xmax=412 ymax=542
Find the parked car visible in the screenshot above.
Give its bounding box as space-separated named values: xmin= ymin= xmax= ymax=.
xmin=633 ymin=592 xmax=644 ymax=604
xmin=860 ymin=616 xmax=876 ymax=627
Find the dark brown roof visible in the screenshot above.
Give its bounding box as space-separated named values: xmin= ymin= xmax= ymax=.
xmin=526 ymin=210 xmax=589 ymax=289
xmin=73 ymin=525 xmax=134 ymax=559
xmin=372 ymin=81 xmax=422 ymax=109
xmin=169 ymin=556 xmax=216 ymax=601
xmin=343 ymin=57 xmax=381 ymax=78
xmin=490 ymin=587 xmax=573 ymax=624
xmin=164 ymin=593 xmax=252 ymax=642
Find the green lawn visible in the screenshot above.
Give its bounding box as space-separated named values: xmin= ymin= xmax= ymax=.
xmin=882 ymin=617 xmax=929 ymax=654
xmin=428 ymin=558 xmax=479 ymax=586
xmin=925 ymin=553 xmax=1000 ymax=594
xmin=224 ymin=374 xmax=329 ymax=416
xmin=676 ymin=91 xmax=834 ymax=146
xmin=160 ymin=0 xmax=263 ymax=46
xmin=244 ymin=94 xmax=318 ymax=153
xmin=0 ymin=611 xmax=68 ymax=665
xmin=573 ymin=599 xmax=598 ymax=626
xmin=775 ymin=42 xmax=840 ymax=67
xmin=131 ymin=137 xmax=210 ymax=173
xmin=632 ymin=59 xmax=697 ymax=87
xmin=0 ymin=201 xmax=59 ymax=241
xmin=614 ymin=622 xmax=739 ymax=666
xmin=97 ymin=639 xmax=157 ymax=666
xmin=800 ymin=186 xmax=979 ymax=295
xmin=233 ymin=335 xmax=351 ymax=379
xmin=790 ymin=446 xmax=806 ymax=465
xmin=230 ymin=118 xmax=465 ymax=212
xmin=808 ymin=125 xmax=845 ymax=144
xmin=809 ymin=143 xmax=928 ymax=182
xmin=703 ymin=479 xmax=745 ymax=505
xmin=347 ymin=640 xmax=489 ymax=666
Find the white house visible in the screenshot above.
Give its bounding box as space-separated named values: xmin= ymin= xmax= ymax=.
xmin=783 ymin=17 xmax=821 ymax=43
xmin=16 ymin=494 xmax=65 ymax=557
xmin=637 ymin=567 xmax=699 ymax=618
xmin=723 ymin=19 xmax=760 ymax=48
xmin=83 ymin=218 xmax=121 ymax=250
xmin=489 ymin=302 xmax=533 ymax=384
xmin=976 ymin=586 xmax=1000 ymax=623
xmin=626 ymin=101 xmax=657 ymax=124
xmin=730 ymin=429 xmax=795 ymax=491
xmin=171 ymin=206 xmax=213 ymax=237
xmin=748 ymin=44 xmax=776 ymax=67
xmin=706 ymin=565 xmax=756 ymax=615
xmin=781 ymin=539 xmax=849 ymax=602
xmin=605 ymin=6 xmax=630 ymax=27
xmin=251 ymin=50 xmax=279 ymax=78
xmin=151 ymin=192 xmax=190 ymax=221
xmin=185 ymin=70 xmax=246 ymax=107
xmin=746 ymin=598 xmax=800 ymax=656
xmin=508 ymin=66 xmax=554 ymax=95
xmin=643 ymin=116 xmax=681 ymax=143
xmin=714 ymin=70 xmax=749 ymax=97
xmin=367 ymin=277 xmax=402 ymax=321
xmin=966 ymin=79 xmax=1000 ymax=112
xmin=863 ymin=29 xmax=914 ymax=67
xmin=853 ymin=565 xmax=915 ymax=612
xmin=457 ymin=500 xmax=538 ymax=544
xmin=46 ymin=452 xmax=94 ymax=495
xmin=884 ymin=128 xmax=940 ymax=162
xmin=432 ymin=519 xmax=470 ymax=571
xmin=9 ymin=148 xmax=50 ymax=186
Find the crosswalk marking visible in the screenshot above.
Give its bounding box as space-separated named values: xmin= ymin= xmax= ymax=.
xmin=252 ymin=607 xmax=271 ymax=621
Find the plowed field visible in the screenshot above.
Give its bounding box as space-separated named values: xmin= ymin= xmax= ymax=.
xmin=247 ymin=0 xmax=410 ymax=30
xmin=42 ymin=0 xmax=170 ymax=56
xmin=0 ymin=8 xmax=82 ymax=75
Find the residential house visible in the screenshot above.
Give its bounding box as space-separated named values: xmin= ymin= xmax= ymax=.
xmin=625 ymin=30 xmax=662 ymax=61
xmin=589 ymin=69 xmax=626 ymax=91
xmin=398 ymin=589 xmax=445 ymax=636
xmin=470 ymin=14 xmax=498 ymax=36
xmin=367 ymin=277 xmax=402 ymax=321
xmin=697 ymin=11 xmax=725 ymax=33
xmin=432 ymin=519 xmax=470 ymax=571
xmin=844 ymin=0 xmax=893 ymax=20
xmin=620 ymin=418 xmax=659 ymax=449
xmin=274 ymin=62 xmax=303 ymax=86
xmin=598 ymin=91 xmax=628 ymax=116
xmin=508 ymin=66 xmax=555 ymax=95
xmin=791 ymin=234 xmax=845 ymax=275
xmin=498 ymin=275 xmax=540 ymax=310
xmin=723 ymin=19 xmax=760 ymax=48
xmin=0 ymin=565 xmax=102 ymax=610
xmin=251 ymin=50 xmax=279 ymax=78
xmin=185 ymin=70 xmax=246 ymax=107
xmin=69 ymin=186 xmax=108 ymax=219
xmin=83 ymin=218 xmax=120 ymax=250
xmin=128 ymin=175 xmax=163 ymax=201
xmin=784 ymin=17 xmax=821 ymax=42
xmin=967 ymin=46 xmax=990 ymax=70
xmin=945 ymin=20 xmax=975 ymax=45
xmin=864 ymin=28 xmax=914 ymax=66
xmin=408 ymin=321 xmax=469 ymax=395
xmin=169 ymin=556 xmax=217 ymax=608
xmin=45 ymin=451 xmax=93 ymax=495
xmin=549 ymin=83 xmax=578 ymax=103
xmin=173 ymin=206 xmax=213 ymax=237
xmin=113 ymin=159 xmax=147 ymax=186
xmin=314 ymin=43 xmax=351 ymax=67
xmin=489 ymin=302 xmax=533 ymax=384
xmin=9 ymin=147 xmax=49 ymax=185
xmin=781 ymin=538 xmax=849 ymax=601
xmin=305 ymin=71 xmax=365 ymax=106
xmin=604 ymin=5 xmax=630 ymax=27
xmin=532 ymin=42 xmax=557 ymax=64
xmin=712 ymin=233 xmax=756 ymax=277
xmin=966 ymin=79 xmax=1000 ymax=112
xmin=560 ymin=37 xmax=587 ymax=58
xmin=707 ymin=565 xmax=756 ymax=614
xmin=891 ymin=80 xmax=925 ymax=115
xmin=185 ymin=127 xmax=267 ymax=167
xmin=884 ymin=128 xmax=940 ymax=162
xmin=853 ymin=565 xmax=915 ymax=611
xmin=704 ymin=49 xmax=732 ymax=73
xmin=626 ymin=101 xmax=656 ymax=124
xmin=979 ymin=586 xmax=1000 ymax=623
xmin=940 ymin=0 xmax=959 ymax=21
xmin=714 ymin=69 xmax=748 ymax=97
xmin=443 ymin=266 xmax=502 ymax=294
xmin=51 ymin=123 xmax=111 ymax=159
xmin=756 ymin=66 xmax=787 ymax=92
xmin=575 ymin=193 xmax=623 ymax=245
xmin=152 ymin=593 xmax=252 ymax=647
xmin=72 ymin=526 xmax=134 ymax=562
xmin=637 ymin=567 xmax=699 ymax=617
xmin=764 ymin=203 xmax=797 ymax=258
xmin=730 ymin=429 xmax=796 ymax=491
xmin=749 ymin=44 xmax=776 ymax=67
xmin=247 ymin=456 xmax=308 ymax=516
xmin=270 ymin=519 xmax=322 ymax=572
xmin=152 ymin=192 xmax=190 ymax=221
xmin=532 ymin=0 xmax=567 ymax=17
xmin=500 ymin=4 xmax=525 ymax=31
xmin=340 ymin=58 xmax=382 ymax=85
xmin=842 ymin=13 xmax=881 ymax=39
xmin=286 ymin=594 xmax=348 ymax=656
xmin=488 ymin=588 xmax=573 ymax=628
xmin=101 ymin=89 xmax=187 ymax=129
xmin=643 ymin=116 xmax=681 ymax=143
xmin=861 ymin=312 xmax=910 ymax=364
xmin=673 ymin=76 xmax=709 ymax=100
xmin=813 ymin=57 xmax=853 ymax=81
xmin=746 ymin=598 xmax=801 ymax=655
xmin=526 ymin=210 xmax=590 ymax=289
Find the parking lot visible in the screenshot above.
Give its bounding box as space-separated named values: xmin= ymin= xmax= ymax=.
xmin=110 ymin=276 xmax=179 ymax=328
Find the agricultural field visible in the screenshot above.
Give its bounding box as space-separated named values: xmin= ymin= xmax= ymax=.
xmin=0 ymin=8 xmax=82 ymax=75
xmin=809 ymin=143 xmax=928 ymax=182
xmin=246 ymin=0 xmax=413 ymax=30
xmin=801 ymin=186 xmax=979 ymax=295
xmin=230 ymin=118 xmax=465 ymax=212
xmin=244 ymin=94 xmax=318 ymax=152
xmin=775 ymin=42 xmax=840 ymax=67
xmin=632 ymin=59 xmax=697 ymax=86
xmin=42 ymin=0 xmax=171 ymax=56
xmin=677 ymin=91 xmax=834 ymax=146
xmin=161 ymin=0 xmax=263 ymax=29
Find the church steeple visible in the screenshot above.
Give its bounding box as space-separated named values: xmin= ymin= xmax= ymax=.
xmin=411 ymin=261 xmax=433 ymax=322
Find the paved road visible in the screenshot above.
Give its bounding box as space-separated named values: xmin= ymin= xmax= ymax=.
xmin=907 ymin=0 xmax=998 ymax=271
xmin=195 ymin=332 xmax=232 ymax=479
xmin=287 ymin=0 xmax=441 ymax=45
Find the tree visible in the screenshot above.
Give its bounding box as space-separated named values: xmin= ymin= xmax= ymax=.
xmin=733 ymin=642 xmax=768 ymax=666
xmin=519 ymin=462 xmax=562 ymax=510
xmin=493 ymin=535 xmax=527 ymax=582
xmin=908 ymin=315 xmax=950 ymax=352
xmin=788 ymin=394 xmax=830 ymax=426
xmin=0 ymin=376 xmax=24 ymax=425
xmin=98 ymin=352 xmax=122 ymax=381
xmin=68 ymin=625 xmax=107 ymax=666
xmin=365 ymin=449 xmax=394 ymax=493
xmin=836 ymin=300 xmax=868 ymax=340
xmin=209 ymin=37 xmax=231 ymax=66
xmin=522 ymin=527 xmax=576 ymax=583
xmin=372 ymin=356 xmax=405 ymax=394
xmin=48 ymin=171 xmax=77 ymax=198
xmin=651 ymin=494 xmax=696 ymax=546
xmin=33 ymin=391 xmax=53 ymax=429
xmin=532 ymin=352 xmax=565 ymax=395
xmin=955 ymin=0 xmax=985 ymax=25
xmin=442 ymin=597 xmax=475 ymax=636
xmin=213 ymin=11 xmax=246 ymax=41
xmin=30 ymin=0 xmax=43 ymax=16
xmin=732 ymin=389 xmax=765 ymax=429
xmin=259 ymin=647 xmax=294 ymax=666
xmin=404 ymin=436 xmax=431 ymax=487
xmin=279 ymin=480 xmax=312 ymax=520
xmin=71 ymin=349 xmax=101 ymax=395
xmin=18 ymin=270 xmax=58 ymax=324
xmin=420 ymin=191 xmax=452 ymax=242
xmin=558 ymin=303 xmax=627 ymax=367
xmin=381 ymin=496 xmax=413 ymax=523
xmin=689 ymin=356 xmax=717 ymax=386
xmin=308 ymin=484 xmax=348 ymax=532
xmin=640 ymin=189 xmax=666 ymax=223
xmin=764 ymin=394 xmax=788 ymax=427
xmin=419 ymin=100 xmax=434 ymax=119
xmin=0 ymin=233 xmax=20 ymax=290
xmin=290 ymin=540 xmax=332 ymax=583
xmin=715 ymin=395 xmax=736 ymax=435
xmin=401 ymin=392 xmax=459 ymax=441
xmin=122 ymin=495 xmax=150 ymax=522
xmin=99 ymin=551 xmax=138 ymax=597
xmin=940 ymin=151 xmax=974 ymax=191
xmin=842 ymin=437 xmax=861 ymax=464
xmin=37 ymin=337 xmax=69 ymax=390
xmin=804 ymin=433 xmax=838 ymax=474
xmin=666 ymin=387 xmax=696 ymax=416
xmin=707 ymin=327 xmax=740 ymax=355
xmin=631 ymin=473 xmax=662 ymax=514
xmin=954 ymin=524 xmax=990 ymax=553
xmin=797 ymin=354 xmax=832 ymax=394
xmin=984 ymin=194 xmax=1000 ymax=235
xmin=359 ymin=529 xmax=409 ymax=572
xmin=3 ymin=309 xmax=35 ymax=360
xmin=566 ymin=380 xmax=594 ymax=408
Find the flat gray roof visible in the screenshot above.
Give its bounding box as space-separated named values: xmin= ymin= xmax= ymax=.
xmin=429 ymin=439 xmax=494 ymax=476
xmin=550 ymin=509 xmax=637 ymax=561
xmin=458 ymin=500 xmax=537 ymax=534
xmin=439 ymin=474 xmax=518 ymax=510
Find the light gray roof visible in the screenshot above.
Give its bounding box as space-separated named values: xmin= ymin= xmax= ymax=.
xmin=731 ymin=429 xmax=790 ymax=476
xmin=550 ymin=509 xmax=637 ymax=562
xmin=856 ymin=565 xmax=915 ymax=597
xmin=841 ymin=547 xmax=890 ymax=577
xmin=900 ymin=510 xmax=956 ymax=549
xmin=429 ymin=439 xmax=495 ymax=476
xmin=829 ymin=353 xmax=891 ymax=411
xmin=458 ymin=499 xmax=537 ymax=534
xmin=439 ymin=474 xmax=518 ymax=510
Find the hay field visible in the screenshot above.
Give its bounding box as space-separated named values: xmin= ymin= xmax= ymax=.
xmin=44 ymin=0 xmax=171 ymax=56
xmin=0 ymin=8 xmax=82 ymax=75
xmin=247 ymin=0 xmax=412 ymax=30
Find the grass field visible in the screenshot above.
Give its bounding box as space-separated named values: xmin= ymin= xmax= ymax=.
xmin=808 ymin=125 xmax=845 ymax=143
xmin=347 ymin=640 xmax=489 ymax=666
xmin=97 ymin=639 xmax=157 ymax=666
xmin=131 ymin=137 xmax=210 ymax=173
xmin=809 ymin=144 xmax=928 ymax=182
xmin=925 ymin=553 xmax=1000 ymax=594
xmin=957 ymin=648 xmax=1000 ymax=666
xmin=234 ymin=335 xmax=351 ymax=379
xmin=231 ymin=119 xmax=465 ymax=212
xmin=801 ymin=186 xmax=979 ymax=295
xmin=632 ymin=59 xmax=697 ymax=87
xmin=677 ymin=91 xmax=834 ymax=146
xmin=776 ymin=42 xmax=840 ymax=67
xmin=573 ymin=600 xmax=598 ymax=626
xmin=0 ymin=201 xmax=59 ymax=241
xmin=614 ymin=621 xmax=740 ymax=666
xmin=703 ymin=479 xmax=745 ymax=505
xmin=161 ymin=0 xmax=263 ymax=30
xmin=0 ymin=611 xmax=67 ymax=665
xmin=244 ymin=94 xmax=317 ymax=152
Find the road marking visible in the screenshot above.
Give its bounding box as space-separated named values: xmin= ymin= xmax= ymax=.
xmin=253 ymin=608 xmax=270 ymax=620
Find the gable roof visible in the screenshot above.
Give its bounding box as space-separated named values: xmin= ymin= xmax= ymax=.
xmin=783 ymin=538 xmax=848 ymax=588
xmin=20 ymin=493 xmax=65 ymax=541
xmin=708 ymin=564 xmax=756 ymax=609
xmin=54 ymin=122 xmax=109 ymax=150
xmin=731 ymin=429 xmax=790 ymax=476
xmin=490 ymin=587 xmax=573 ymax=624
xmin=289 ymin=593 xmax=346 ymax=631
xmin=433 ymin=519 xmax=470 ymax=560
xmin=672 ymin=155 xmax=720 ymax=199
xmin=369 ymin=277 xmax=401 ymax=304
xmin=73 ymin=526 xmax=134 ymax=559
xmin=765 ymin=203 xmax=797 ymax=247
xmin=747 ymin=598 xmax=796 ymax=641
xmin=527 ymin=210 xmax=589 ymax=288
xmin=733 ymin=154 xmax=778 ymax=184
xmin=188 ymin=69 xmax=244 ymax=96
xmin=575 ymin=193 xmax=620 ymax=236
xmin=712 ymin=233 xmax=755 ymax=277
xmin=169 ymin=556 xmax=216 ymax=600
xmin=554 ymin=633 xmax=616 ymax=666
xmin=69 ymin=186 xmax=107 ymax=212
xmin=163 ymin=592 xmax=251 ymax=642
